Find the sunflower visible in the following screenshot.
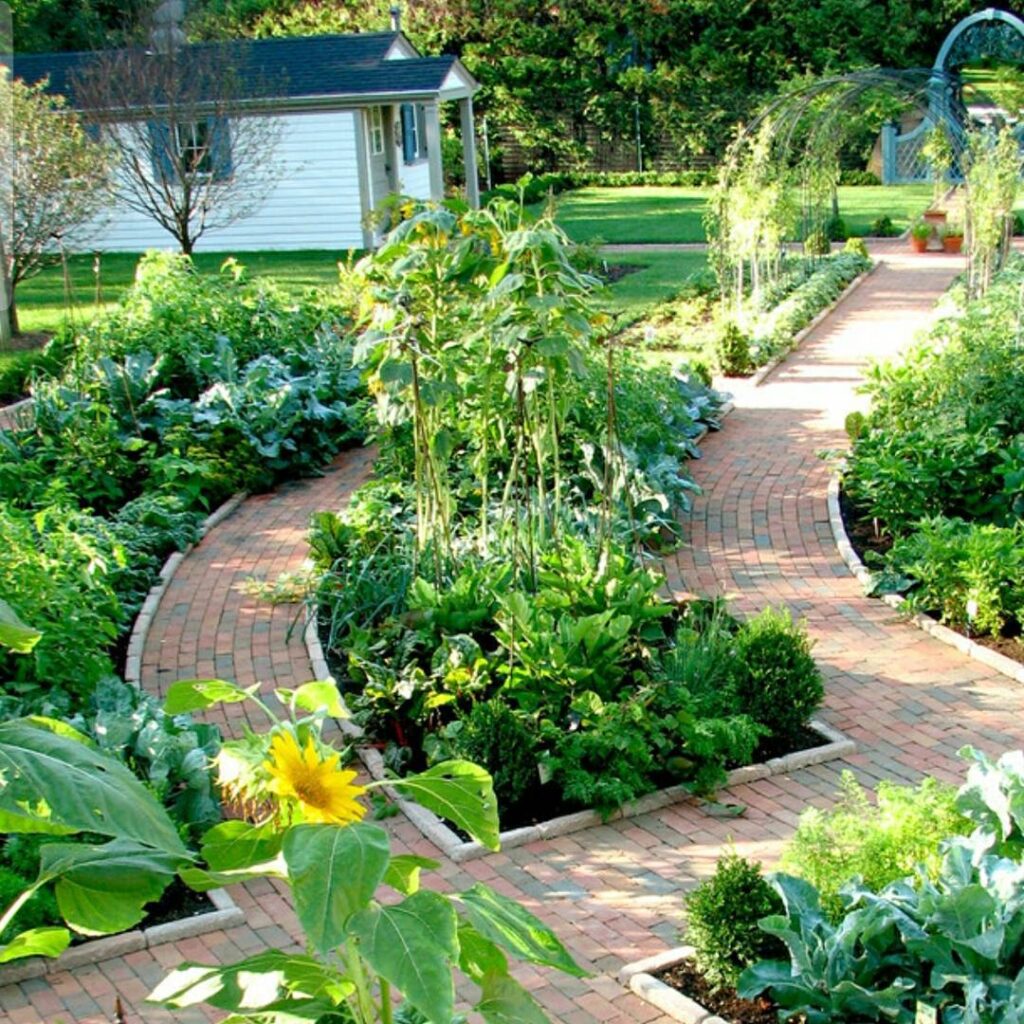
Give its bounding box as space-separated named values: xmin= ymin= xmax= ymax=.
xmin=264 ymin=731 xmax=366 ymax=826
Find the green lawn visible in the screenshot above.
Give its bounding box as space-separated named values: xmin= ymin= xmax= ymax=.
xmin=602 ymin=250 xmax=708 ymax=316
xmin=13 ymin=249 xmax=358 ymax=336
xmin=546 ymin=184 xmax=936 ymax=244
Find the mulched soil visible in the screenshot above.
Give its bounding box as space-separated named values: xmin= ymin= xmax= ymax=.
xmin=655 ymin=957 xmax=780 ymax=1024
xmin=840 ymin=487 xmax=1024 ymax=668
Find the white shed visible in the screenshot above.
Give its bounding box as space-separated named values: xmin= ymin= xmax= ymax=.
xmin=12 ymin=30 xmax=480 ymax=252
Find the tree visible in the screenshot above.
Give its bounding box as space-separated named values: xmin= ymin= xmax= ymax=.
xmin=72 ymin=39 xmax=283 ymax=255
xmin=0 ymin=76 xmax=110 ymax=343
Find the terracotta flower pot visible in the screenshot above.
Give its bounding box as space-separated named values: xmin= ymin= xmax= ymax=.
xmin=942 ymin=234 xmax=963 ymax=254
xmin=910 ymin=235 xmax=929 ymax=253
xmin=923 ymin=209 xmax=947 ymax=225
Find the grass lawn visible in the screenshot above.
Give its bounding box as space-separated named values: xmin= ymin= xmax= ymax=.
xmin=13 ymin=249 xmax=357 ymax=337
xmin=602 ymin=250 xmax=708 ymax=317
xmin=546 ymin=184 xmax=937 ymax=244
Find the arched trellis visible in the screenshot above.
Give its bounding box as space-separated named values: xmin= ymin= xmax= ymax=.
xmin=883 ymin=7 xmax=1024 ymax=183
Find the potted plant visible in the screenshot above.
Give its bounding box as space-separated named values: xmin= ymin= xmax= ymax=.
xmin=910 ymin=220 xmax=932 ymax=253
xmin=941 ymin=221 xmax=964 ymax=254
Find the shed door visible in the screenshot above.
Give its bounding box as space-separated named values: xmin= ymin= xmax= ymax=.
xmin=367 ymin=106 xmax=396 ymax=209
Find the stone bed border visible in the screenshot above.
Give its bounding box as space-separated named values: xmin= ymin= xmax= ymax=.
xmin=743 ymin=261 xmax=878 ymax=389
xmin=827 ymin=475 xmax=1024 ymax=686
xmin=0 ymin=490 xmax=258 ymax=987
xmin=350 ymin=719 xmax=854 ymax=864
xmin=619 ymin=945 xmax=728 ymax=1024
xmin=0 ymin=888 xmax=245 ymax=986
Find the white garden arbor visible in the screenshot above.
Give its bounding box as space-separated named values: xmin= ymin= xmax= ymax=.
xmin=882 ymin=7 xmax=1024 ymax=183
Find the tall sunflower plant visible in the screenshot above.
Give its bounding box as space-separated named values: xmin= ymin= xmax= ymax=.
xmin=0 ymin=666 xmax=586 ymax=1024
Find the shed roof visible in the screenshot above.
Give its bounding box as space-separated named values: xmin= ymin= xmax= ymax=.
xmin=11 ymin=31 xmax=477 ymax=107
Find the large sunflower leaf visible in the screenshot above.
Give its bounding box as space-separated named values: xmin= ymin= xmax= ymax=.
xmin=42 ymin=839 xmax=183 ymax=935
xmin=283 ymin=823 xmax=390 ymax=953
xmin=476 ymin=970 xmax=551 ymax=1024
xmin=0 ymin=927 xmax=70 ymax=964
xmin=0 ymin=718 xmax=186 ymax=854
xmin=456 ymin=883 xmax=586 ymax=977
xmin=0 ymin=600 xmax=41 ymax=654
xmin=389 ymin=760 xmax=499 ymax=850
xmin=349 ymin=890 xmax=458 ymax=1024
xmin=150 ymin=950 xmax=352 ymax=1012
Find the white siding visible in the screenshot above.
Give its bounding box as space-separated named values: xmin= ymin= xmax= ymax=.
xmin=86 ymin=110 xmax=365 ymax=253
xmin=398 ymin=158 xmax=432 ymax=200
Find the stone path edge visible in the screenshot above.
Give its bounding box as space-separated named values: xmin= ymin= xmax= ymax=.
xmin=827 ymin=475 xmax=1024 ymax=686
xmin=618 ymin=945 xmax=727 ymax=1024
xmin=0 ymin=888 xmax=245 ymax=987
xmin=124 ymin=491 xmax=249 ymax=686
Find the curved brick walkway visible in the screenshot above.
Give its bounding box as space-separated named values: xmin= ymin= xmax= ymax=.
xmin=5 ymin=241 xmax=1024 ymax=1024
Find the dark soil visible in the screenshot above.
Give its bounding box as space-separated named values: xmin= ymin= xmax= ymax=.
xmin=839 ymin=486 xmax=1024 ymax=667
xmin=838 ymin=487 xmax=892 ymax=562
xmin=602 ymin=262 xmax=643 ymax=284
xmin=655 ymin=957 xmax=780 ymax=1024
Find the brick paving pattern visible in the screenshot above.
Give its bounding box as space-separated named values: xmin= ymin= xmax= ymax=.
xmin=5 ymin=241 xmax=1022 ymax=1023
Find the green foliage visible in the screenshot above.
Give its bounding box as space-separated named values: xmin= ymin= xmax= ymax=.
xmin=780 ymin=771 xmax=970 ymax=921
xmin=843 ymin=236 xmax=870 ymax=259
xmin=684 ymin=852 xmax=783 ymax=990
xmin=846 ymin=256 xmax=1024 ymax=634
xmin=443 ymin=702 xmax=539 ymax=821
xmin=715 ymin=320 xmax=752 ymax=376
xmin=730 ymin=607 xmax=823 ymax=752
xmin=874 ymin=517 xmax=1024 ymax=637
xmin=69 ymin=677 xmax=223 ymax=841
xmin=739 ymin=748 xmax=1024 ymax=1024
xmin=869 ymin=214 xmax=899 ymax=237
xmin=0 ymin=866 xmax=59 ymax=944
xmin=803 ymin=228 xmax=831 ymax=256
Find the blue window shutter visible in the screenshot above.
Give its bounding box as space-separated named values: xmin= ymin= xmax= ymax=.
xmin=400 ymin=103 xmax=416 ymax=164
xmin=148 ymin=120 xmax=175 ymax=182
xmin=416 ymin=104 xmax=428 ymax=158
xmin=210 ymin=117 xmax=233 ymax=181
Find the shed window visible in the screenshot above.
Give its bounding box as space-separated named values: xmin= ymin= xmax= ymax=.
xmin=370 ymin=106 xmax=385 ymax=155
xmin=175 ymin=121 xmax=214 ymax=175
xmin=150 ymin=117 xmax=232 ymax=182
xmin=400 ymin=103 xmax=428 ymax=164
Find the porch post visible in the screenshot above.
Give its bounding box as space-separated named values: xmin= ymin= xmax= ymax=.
xmin=459 ymin=96 xmax=480 ymax=208
xmin=425 ymin=103 xmax=444 ymax=201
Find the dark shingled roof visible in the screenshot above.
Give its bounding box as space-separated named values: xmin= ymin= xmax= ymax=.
xmin=12 ymin=32 xmax=469 ymax=106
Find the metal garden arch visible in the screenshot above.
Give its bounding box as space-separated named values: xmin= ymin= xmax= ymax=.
xmin=882 ymin=7 xmax=1024 ymax=182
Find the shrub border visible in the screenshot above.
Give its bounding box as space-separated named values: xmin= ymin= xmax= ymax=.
xmin=0 ymin=886 xmax=245 ymax=986
xmin=827 ymin=475 xmax=1024 ymax=686
xmin=618 ymin=945 xmax=728 ymax=1024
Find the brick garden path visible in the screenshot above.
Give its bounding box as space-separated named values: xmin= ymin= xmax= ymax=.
xmin=5 ymin=241 xmax=1024 ymax=1024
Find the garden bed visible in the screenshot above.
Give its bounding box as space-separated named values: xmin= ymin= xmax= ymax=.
xmin=620 ymin=945 xmax=775 ymax=1024
xmin=345 ymin=719 xmax=853 ymax=863
xmin=828 ymin=476 xmax=1024 ymax=684
xmin=0 ymin=885 xmax=243 ymax=986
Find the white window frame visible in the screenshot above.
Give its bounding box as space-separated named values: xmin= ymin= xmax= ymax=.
xmin=370 ymin=106 xmax=385 ymax=155
xmin=174 ymin=120 xmax=214 ymax=176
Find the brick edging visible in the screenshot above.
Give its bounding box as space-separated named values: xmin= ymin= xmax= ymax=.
xmin=618 ymin=946 xmax=728 ymax=1023
xmin=124 ymin=491 xmax=248 ymax=685
xmin=827 ymin=475 xmax=1024 ymax=685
